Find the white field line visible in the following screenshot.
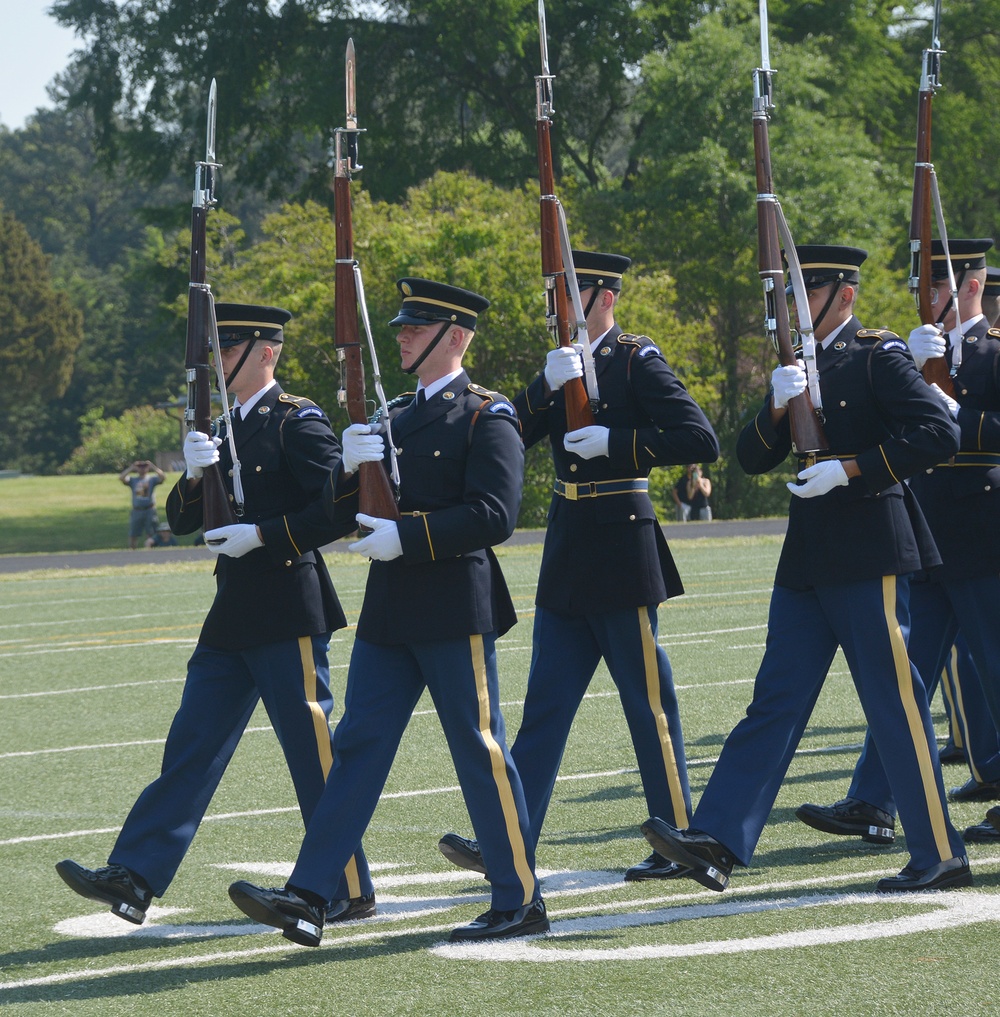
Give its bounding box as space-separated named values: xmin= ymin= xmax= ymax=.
xmin=1 ymin=739 xmax=871 ymax=847
xmin=4 ymin=863 xmax=1000 ymax=991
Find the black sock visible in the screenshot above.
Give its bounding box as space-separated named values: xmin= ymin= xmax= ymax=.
xmin=287 ymin=883 xmax=328 ymax=910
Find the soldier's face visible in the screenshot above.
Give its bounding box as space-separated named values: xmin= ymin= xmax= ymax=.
xmin=396 ymin=322 xmax=443 ymax=372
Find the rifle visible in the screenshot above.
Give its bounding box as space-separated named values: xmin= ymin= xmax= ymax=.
xmin=333 ymin=39 xmax=400 ymax=526
xmin=752 ymin=0 xmax=828 ymax=459
xmin=908 ymin=0 xmax=957 ymax=397
xmin=184 ymin=79 xmax=238 ymax=528
xmin=535 ymin=0 xmax=598 ymax=429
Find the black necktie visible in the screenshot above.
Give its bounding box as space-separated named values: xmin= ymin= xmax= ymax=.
xmin=416 ymin=389 xmax=426 ymax=407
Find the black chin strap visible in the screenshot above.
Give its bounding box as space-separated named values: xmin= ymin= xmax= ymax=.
xmin=812 ymin=280 xmax=843 ymax=333
xmin=223 ymin=338 xmax=258 ymax=389
xmin=402 ymin=321 xmax=451 ymax=375
xmin=935 ymin=268 xmax=968 ymax=327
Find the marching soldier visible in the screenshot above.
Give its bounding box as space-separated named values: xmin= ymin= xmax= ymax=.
xmin=56 ymin=303 xmax=374 ymax=924
xmin=437 ymin=251 xmax=720 ymax=881
xmin=799 ymin=239 xmax=1000 ymax=848
xmin=644 ymin=245 xmax=970 ymax=893
xmin=228 ymin=280 xmax=549 ymax=945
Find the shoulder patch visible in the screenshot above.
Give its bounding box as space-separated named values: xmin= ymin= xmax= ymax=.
xmin=295 ymin=406 xmax=325 ymax=419
xmin=488 ymin=401 xmax=517 ymax=416
xmin=637 ymin=344 xmax=664 ymax=358
xmin=880 ymin=339 xmax=908 ymax=353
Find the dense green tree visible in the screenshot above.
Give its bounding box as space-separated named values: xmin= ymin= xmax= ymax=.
xmin=207 ymin=171 xmax=711 ymax=524
xmin=0 ymin=208 xmax=84 ymax=471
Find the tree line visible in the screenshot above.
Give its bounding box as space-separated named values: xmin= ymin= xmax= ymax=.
xmin=1 ymin=0 xmax=997 ymax=522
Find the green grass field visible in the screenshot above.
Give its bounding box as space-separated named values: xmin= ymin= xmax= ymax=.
xmin=1 ymin=538 xmax=998 ymax=1015
xmin=0 ymin=474 xmax=188 ymax=555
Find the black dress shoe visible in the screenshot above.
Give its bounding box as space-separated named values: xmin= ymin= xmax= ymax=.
xmin=449 ymin=898 xmax=549 ymax=942
xmin=875 ymin=856 xmax=972 ymax=892
xmin=228 ymin=882 xmax=325 ymax=947
xmin=327 ymin=892 xmax=376 ymax=923
xmin=795 ymin=797 xmax=895 ymax=844
xmin=55 ymin=860 xmax=153 ymax=925
xmin=948 ymin=777 xmax=1000 ymax=802
xmin=987 ymin=805 xmax=1000 ymax=833
xmin=438 ymin=833 xmax=488 ymax=878
xmin=624 ymin=851 xmax=692 ymax=882
xmin=939 ymin=741 xmax=966 ymax=765
xmin=963 ymin=820 xmax=1000 ymax=843
xmin=640 ymin=817 xmax=734 ymax=892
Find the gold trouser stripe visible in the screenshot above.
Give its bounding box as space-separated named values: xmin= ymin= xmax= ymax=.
xmin=948 ymin=649 xmax=981 ymax=781
xmin=299 ymin=636 xmax=361 ymax=897
xmin=882 ymin=577 xmax=952 ymax=861
xmin=471 ymin=634 xmax=535 ymax=905
xmin=939 ymin=646 xmax=965 ymax=751
xmin=638 ymin=608 xmax=687 ymax=826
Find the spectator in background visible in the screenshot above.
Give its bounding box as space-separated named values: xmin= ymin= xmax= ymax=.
xmin=119 ymin=460 xmax=165 ymax=549
xmin=145 ymin=522 xmax=178 ymax=548
xmin=673 ymin=464 xmax=712 ymax=522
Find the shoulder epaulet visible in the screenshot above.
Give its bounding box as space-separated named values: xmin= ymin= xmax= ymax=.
xmin=618 ymin=332 xmax=666 ymax=363
xmin=467 ymin=383 xmax=518 ymax=437
xmin=857 ymin=327 xmax=901 ymax=343
xmin=277 ymin=392 xmax=326 ymax=420
xmin=386 ymin=392 xmax=416 ymax=410
xmin=989 ymin=327 xmax=1000 ymax=339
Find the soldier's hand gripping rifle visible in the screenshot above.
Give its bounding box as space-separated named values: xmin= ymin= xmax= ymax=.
xmin=535 ymin=0 xmax=599 ymax=429
xmin=333 ymin=39 xmax=400 ymax=526
xmin=753 ymin=0 xmax=828 ymax=459
xmin=908 ymin=0 xmax=960 ymax=397
xmin=185 ymin=79 xmax=240 ymax=528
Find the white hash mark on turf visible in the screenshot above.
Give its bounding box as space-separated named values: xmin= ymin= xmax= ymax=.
xmin=430 ymin=891 xmax=1000 ymax=962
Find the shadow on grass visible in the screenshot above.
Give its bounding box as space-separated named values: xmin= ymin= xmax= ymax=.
xmin=0 ymin=926 xmax=445 ymax=1005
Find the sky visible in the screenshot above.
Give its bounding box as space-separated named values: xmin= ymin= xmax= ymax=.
xmin=0 ymin=0 xmax=81 ymax=130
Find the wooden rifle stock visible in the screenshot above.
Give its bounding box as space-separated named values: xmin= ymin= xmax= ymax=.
xmin=333 ymin=174 xmax=399 ymax=522
xmin=910 ymin=72 xmax=955 ymax=396
xmin=752 ymin=90 xmax=828 ymax=457
xmin=185 ymin=182 xmax=237 ymax=530
xmin=536 ymin=118 xmax=593 ymax=430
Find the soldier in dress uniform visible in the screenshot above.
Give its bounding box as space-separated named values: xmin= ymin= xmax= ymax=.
xmin=436 ymin=251 xmax=720 ymax=882
xmin=56 ymin=303 xmax=374 ymax=925
xmin=798 ymin=239 xmax=1000 ymax=847
xmin=643 ymin=245 xmax=971 ymax=893
xmin=228 ymin=279 xmax=549 ymax=946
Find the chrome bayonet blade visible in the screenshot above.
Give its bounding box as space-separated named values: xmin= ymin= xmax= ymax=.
xmin=346 ymin=38 xmax=358 ymax=131
xmin=538 ymin=0 xmax=550 ymax=76
xmin=931 ymin=0 xmax=942 ymax=51
xmin=206 ymin=78 xmax=217 ymax=163
xmin=758 ymin=0 xmax=771 ymax=72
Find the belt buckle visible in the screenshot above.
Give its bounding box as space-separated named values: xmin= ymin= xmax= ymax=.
xmin=564 ymin=481 xmax=578 ymax=501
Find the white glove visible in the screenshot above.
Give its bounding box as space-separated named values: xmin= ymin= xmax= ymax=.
xmin=349 ymin=513 xmax=403 ymax=561
xmin=544 ymin=344 xmax=584 ymax=391
xmin=184 ymin=431 xmax=221 ymax=480
xmin=908 ymin=324 xmax=947 ymax=370
xmin=930 ymin=383 xmax=960 ymax=419
xmin=204 ymin=523 xmax=264 ymax=558
xmin=341 ymin=423 xmax=385 ymax=474
xmin=771 ymin=362 xmax=807 ymax=410
xmin=787 ymin=460 xmax=850 ymax=499
xmin=563 ymin=425 xmax=610 ymax=460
